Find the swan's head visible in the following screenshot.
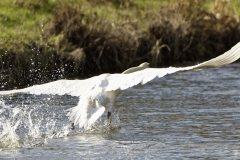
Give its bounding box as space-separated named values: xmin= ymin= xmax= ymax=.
xmin=139 ymin=62 xmax=149 ymax=68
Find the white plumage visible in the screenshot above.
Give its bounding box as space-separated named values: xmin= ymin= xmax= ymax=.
xmin=1 ymin=42 xmax=240 ymax=129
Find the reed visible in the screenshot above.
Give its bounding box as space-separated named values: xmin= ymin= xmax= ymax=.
xmin=0 ymin=0 xmax=240 ymax=90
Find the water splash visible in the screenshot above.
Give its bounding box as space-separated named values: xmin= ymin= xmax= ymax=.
xmin=0 ymin=100 xmax=21 ymax=148
xmin=86 ymin=108 xmax=121 ymax=133
xmin=0 ymin=96 xmax=122 ymax=148
xmin=0 ymin=99 xmax=71 ymax=148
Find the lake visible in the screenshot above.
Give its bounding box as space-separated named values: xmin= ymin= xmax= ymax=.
xmin=0 ymin=63 xmax=240 ymax=159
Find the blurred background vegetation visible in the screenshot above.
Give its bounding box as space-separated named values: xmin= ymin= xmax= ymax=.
xmin=0 ymin=0 xmax=240 ymax=89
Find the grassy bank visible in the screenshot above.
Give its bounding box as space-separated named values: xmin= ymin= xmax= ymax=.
xmin=1 ymin=0 xmax=240 ymax=90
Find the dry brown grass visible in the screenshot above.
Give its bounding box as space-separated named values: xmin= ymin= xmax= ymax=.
xmin=149 ymin=0 xmax=240 ymax=66
xmin=1 ymin=0 xmax=240 ymax=90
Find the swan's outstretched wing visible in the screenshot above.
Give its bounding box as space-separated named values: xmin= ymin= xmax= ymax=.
xmin=105 ymin=42 xmax=240 ymax=91
xmin=1 ymin=42 xmax=240 ymax=96
xmin=0 ymin=76 xmax=101 ymax=97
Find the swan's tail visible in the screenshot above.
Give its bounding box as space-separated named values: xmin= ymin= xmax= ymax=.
xmin=66 ymin=98 xmax=105 ymax=130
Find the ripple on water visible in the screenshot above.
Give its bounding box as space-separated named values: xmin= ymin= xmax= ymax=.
xmin=0 ymin=63 xmax=240 ymax=159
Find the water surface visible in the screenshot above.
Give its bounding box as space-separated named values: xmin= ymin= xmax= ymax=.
xmin=0 ymin=63 xmax=240 ymax=159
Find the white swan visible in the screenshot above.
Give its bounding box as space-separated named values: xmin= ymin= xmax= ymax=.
xmin=1 ymin=42 xmax=240 ymax=129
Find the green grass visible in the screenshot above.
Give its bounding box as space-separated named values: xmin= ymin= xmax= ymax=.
xmin=0 ymin=0 xmax=239 ymax=53
xmin=0 ymin=0 xmax=55 ymax=52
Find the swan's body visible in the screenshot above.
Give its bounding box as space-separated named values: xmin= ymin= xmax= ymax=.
xmin=1 ymin=43 xmax=240 ymax=129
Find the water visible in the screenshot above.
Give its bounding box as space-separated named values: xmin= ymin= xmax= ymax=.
xmin=0 ymin=63 xmax=240 ymax=159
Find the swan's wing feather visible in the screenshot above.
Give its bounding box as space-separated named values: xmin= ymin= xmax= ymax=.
xmin=0 ymin=77 xmax=98 ymax=97
xmin=105 ymin=42 xmax=240 ymax=91
xmin=105 ymin=68 xmax=176 ymax=91
xmin=66 ymin=99 xmax=105 ymax=129
xmin=87 ymin=101 xmax=106 ymax=128
xmin=194 ymin=42 xmax=240 ymax=69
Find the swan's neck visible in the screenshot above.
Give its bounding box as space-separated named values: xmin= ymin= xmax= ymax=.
xmin=105 ymin=89 xmax=122 ymax=112
xmin=106 ymin=89 xmax=122 ymax=102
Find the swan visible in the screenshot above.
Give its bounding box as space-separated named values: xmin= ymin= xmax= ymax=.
xmin=1 ymin=42 xmax=240 ymax=130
